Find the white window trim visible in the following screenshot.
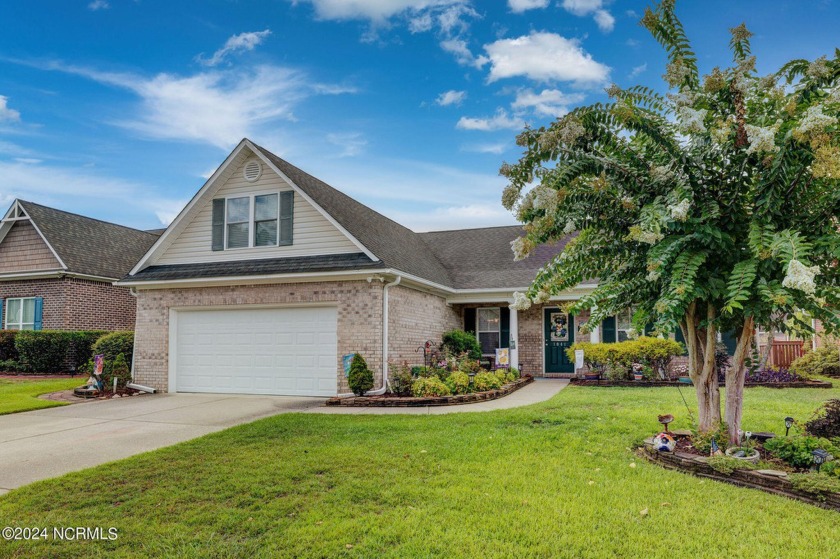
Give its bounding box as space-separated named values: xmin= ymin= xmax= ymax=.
xmin=222 ymin=190 xmax=282 ymax=250
xmin=616 ymin=308 xmax=634 ymax=342
xmin=476 ymin=307 xmax=501 ymax=356
xmin=5 ymin=297 xmax=36 ymax=331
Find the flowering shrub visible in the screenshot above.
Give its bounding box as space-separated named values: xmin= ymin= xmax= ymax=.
xmin=744 ymin=368 xmax=804 ymax=383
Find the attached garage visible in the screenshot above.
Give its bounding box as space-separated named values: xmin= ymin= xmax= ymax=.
xmin=171 ymin=306 xmax=338 ymax=397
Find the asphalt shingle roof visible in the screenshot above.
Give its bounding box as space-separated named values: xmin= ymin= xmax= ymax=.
xmin=129 ymin=253 xmax=383 ymax=281
xmin=18 ymin=200 xmax=161 ymax=280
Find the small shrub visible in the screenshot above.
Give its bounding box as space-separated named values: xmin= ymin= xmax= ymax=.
xmin=805 ymin=399 xmax=840 ymax=440
xmin=15 ymin=331 xmax=70 ymax=373
xmin=445 ymin=371 xmax=471 ymax=395
xmin=91 ymin=331 xmax=134 ymax=369
xmin=388 ymin=363 xmax=414 ymax=396
xmin=764 ymin=435 xmax=838 ymax=469
xmin=0 ymin=359 xmax=23 ymax=373
xmin=441 ymin=330 xmax=481 ymax=360
xmin=494 ymin=369 xmax=509 ymax=385
xmin=509 ymin=367 xmax=521 ymax=379
xmin=707 ymin=456 xmax=760 ymax=475
xmin=788 ymin=473 xmax=840 ymax=499
xmin=473 ymin=371 xmax=502 ymax=392
xmin=431 ymin=367 xmax=451 ymax=382
xmin=790 ymin=347 xmax=840 ymax=378
xmin=0 ymin=330 xmax=19 ymax=361
xmin=348 ymin=353 xmax=374 ymax=396
xmin=691 ymin=424 xmax=731 ymax=454
xmin=745 ymin=368 xmax=804 ymax=383
xmin=568 ymin=337 xmax=683 ymax=381
xmin=456 ymin=354 xmax=481 ymax=375
xmin=412 ymin=376 xmax=451 ymax=397
xmin=102 ymin=353 xmax=131 ymax=390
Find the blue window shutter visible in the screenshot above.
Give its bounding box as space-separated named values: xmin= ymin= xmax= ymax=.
xmin=279 ymin=191 xmax=294 ymax=246
xmin=211 ymin=199 xmax=225 ymax=251
xmin=601 ymin=317 xmax=616 ymax=343
xmin=33 ymin=297 xmax=43 ymax=331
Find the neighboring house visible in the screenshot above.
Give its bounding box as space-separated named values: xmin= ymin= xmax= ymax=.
xmin=0 ymin=200 xmax=160 ymax=332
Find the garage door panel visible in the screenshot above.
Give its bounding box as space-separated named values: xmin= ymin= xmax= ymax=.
xmin=175 ymin=307 xmax=338 ymax=397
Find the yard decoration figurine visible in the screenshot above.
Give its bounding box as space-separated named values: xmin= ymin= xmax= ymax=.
xmin=658 ymin=414 xmax=674 ymax=432
xmin=503 ymin=0 xmax=840 ymax=444
xmin=653 ymin=432 xmax=676 ymax=452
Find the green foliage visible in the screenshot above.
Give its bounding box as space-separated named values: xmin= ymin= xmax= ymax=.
xmin=0 ymin=331 xmax=19 ymax=361
xmin=509 ymin=367 xmax=521 ymax=379
xmin=805 ymin=399 xmax=840 ymax=440
xmin=13 ymin=330 xmax=111 ymax=374
xmin=568 ymin=337 xmax=683 ymax=380
xmin=90 ymin=331 xmax=134 ymax=370
xmin=388 ymin=363 xmax=414 ymax=397
xmin=0 ymin=359 xmax=24 ymax=373
xmin=348 ymin=353 xmax=374 ymax=396
xmin=790 ymin=347 xmax=840 ymax=378
xmin=788 ymin=473 xmax=840 ymax=499
xmin=411 ymin=376 xmax=451 ymax=397
xmin=707 ymin=456 xmax=761 ymax=475
xmin=445 ymin=371 xmax=471 ymax=395
xmin=764 ymin=436 xmax=838 ymax=469
xmin=692 ymin=424 xmax=731 ymax=454
xmin=473 ymin=371 xmax=502 ymax=392
xmin=102 ymin=353 xmax=132 ymax=390
xmin=441 ymin=329 xmax=481 ymax=360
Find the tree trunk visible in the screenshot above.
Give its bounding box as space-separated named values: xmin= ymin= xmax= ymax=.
xmin=725 ymin=317 xmax=755 ymax=445
xmin=682 ymin=302 xmax=721 ymax=432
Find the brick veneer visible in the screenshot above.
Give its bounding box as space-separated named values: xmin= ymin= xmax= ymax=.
xmin=0 ymin=277 xmax=136 ymax=331
xmin=132 ymin=280 xmax=385 ymax=394
xmin=387 ymin=285 xmax=460 ymax=367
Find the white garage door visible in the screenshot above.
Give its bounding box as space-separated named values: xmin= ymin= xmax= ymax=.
xmin=173 ymin=306 xmax=338 ymax=397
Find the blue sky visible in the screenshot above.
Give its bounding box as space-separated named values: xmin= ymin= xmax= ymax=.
xmin=0 ymin=1 xmax=837 ymax=232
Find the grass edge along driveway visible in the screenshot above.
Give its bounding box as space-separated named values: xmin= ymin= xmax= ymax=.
xmin=0 ymin=378 xmax=82 ymax=416
xmin=0 ymin=384 xmax=838 ymax=558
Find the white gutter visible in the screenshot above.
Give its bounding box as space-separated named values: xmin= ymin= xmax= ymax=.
xmin=128 ymin=287 xmax=139 ymax=382
xmin=366 ymin=275 xmax=401 ymax=396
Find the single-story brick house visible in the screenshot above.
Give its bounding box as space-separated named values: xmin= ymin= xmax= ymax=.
xmin=119 ymin=139 xmax=835 ymax=396
xmin=0 ymin=200 xmax=160 ymax=332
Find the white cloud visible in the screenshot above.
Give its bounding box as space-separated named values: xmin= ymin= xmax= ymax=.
xmin=13 ymin=158 xmax=41 ymax=164
xmin=629 ymin=63 xmax=647 ymax=78
xmin=391 ymin=203 xmax=515 ymax=232
xmin=512 ymin=88 xmax=584 ymax=117
xmin=483 ymin=32 xmax=610 ymax=86
xmin=440 ymin=38 xmax=488 ymax=68
xmin=461 ymin=142 xmax=507 ymax=154
xmin=436 ymin=89 xmax=467 ymax=106
xmin=291 ymin=0 xmax=468 ymax=23
xmin=0 ymin=96 xmax=21 ymax=122
xmin=508 ymin=0 xmax=549 ymax=13
xmin=33 ymin=61 xmax=352 ymax=150
xmin=456 ymin=109 xmax=524 ymax=131
xmin=88 ymin=0 xmax=109 ymax=11
xmin=326 ymin=132 xmax=367 ymax=157
xmin=561 ymin=0 xmax=615 ymax=32
xmin=198 ymin=30 xmax=272 ymax=67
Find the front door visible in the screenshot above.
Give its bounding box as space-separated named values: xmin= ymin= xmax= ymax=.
xmin=544 ymin=308 xmax=575 ymax=373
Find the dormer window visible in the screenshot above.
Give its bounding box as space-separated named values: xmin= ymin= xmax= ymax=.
xmin=211 ymin=191 xmax=294 ymax=251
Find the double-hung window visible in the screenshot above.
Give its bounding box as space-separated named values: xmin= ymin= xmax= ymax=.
xmin=213 ymin=192 xmax=292 ymax=251
xmin=477 ymin=307 xmax=501 ymax=355
xmin=5 ymin=297 xmax=37 ymax=330
xmin=616 ymin=309 xmax=634 ymax=341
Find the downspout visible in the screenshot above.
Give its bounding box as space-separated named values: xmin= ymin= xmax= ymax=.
xmin=125 ymin=287 xmax=156 ymax=393
xmin=366 ymin=275 xmax=401 ymax=395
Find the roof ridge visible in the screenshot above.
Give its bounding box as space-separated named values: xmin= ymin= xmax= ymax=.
xmin=419 ymin=224 xmax=523 ymax=234
xmin=17 ymin=200 xmax=160 ymax=238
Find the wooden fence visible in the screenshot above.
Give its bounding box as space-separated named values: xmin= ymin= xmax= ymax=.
xmin=770 ymin=340 xmax=805 ymax=369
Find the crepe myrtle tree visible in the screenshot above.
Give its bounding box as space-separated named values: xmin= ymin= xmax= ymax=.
xmin=501 ymin=0 xmax=840 ymax=441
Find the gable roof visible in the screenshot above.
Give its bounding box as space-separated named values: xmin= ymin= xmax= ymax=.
xmin=7 ymin=201 xmax=161 ymax=280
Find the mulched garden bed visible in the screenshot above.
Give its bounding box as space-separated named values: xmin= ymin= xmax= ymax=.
xmin=572 ymin=378 xmax=833 ymax=389
xmin=326 ymin=375 xmax=534 ymax=407
xmin=641 ymin=439 xmax=840 ymax=512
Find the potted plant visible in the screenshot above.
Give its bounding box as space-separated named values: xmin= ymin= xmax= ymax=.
xmin=725 ymin=446 xmax=760 ymax=463
xmin=632 ymin=363 xmax=645 ymax=381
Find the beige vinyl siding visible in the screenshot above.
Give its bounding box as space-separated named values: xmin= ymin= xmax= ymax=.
xmin=0 ymin=221 xmax=62 ymax=273
xmin=155 ymin=157 xmax=359 ymax=265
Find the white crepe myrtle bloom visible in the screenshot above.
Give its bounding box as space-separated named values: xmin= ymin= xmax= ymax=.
xmin=558 ymin=117 xmax=586 ymax=145
xmin=501 ymin=184 xmax=520 ymax=211
xmin=677 ymin=107 xmax=708 ymax=134
xmin=563 ymin=219 xmax=576 ymax=234
xmin=796 ymin=105 xmax=837 ymax=137
xmin=807 ymin=56 xmax=831 ymax=79
xmin=646 ymin=269 xmax=661 ymax=282
xmin=745 ymin=122 xmax=781 ymax=155
xmin=668 ymin=199 xmax=691 ymax=221
xmin=510 ymin=291 xmax=532 ymax=311
xmin=533 ymin=290 xmax=551 ymax=304
xmin=533 ymin=185 xmax=560 ymax=213
xmin=510 ymin=236 xmax=535 ymax=261
xmin=782 ymin=259 xmax=819 ymax=295
xmin=667 ymin=91 xmax=695 ymax=108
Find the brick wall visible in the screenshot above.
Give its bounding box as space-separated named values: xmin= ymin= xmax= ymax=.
xmin=132 ymin=280 xmax=384 ymax=393
xmin=387 ymin=285 xmax=460 ymax=367
xmin=0 ymin=221 xmax=61 ymax=274
xmin=0 ymin=277 xmax=136 ymax=331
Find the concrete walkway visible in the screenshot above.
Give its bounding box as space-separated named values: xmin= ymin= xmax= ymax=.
xmin=0 ymin=379 xmax=567 ymax=494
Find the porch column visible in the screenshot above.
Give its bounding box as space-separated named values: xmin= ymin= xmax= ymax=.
xmin=509 ymin=307 xmax=519 ymax=370
xmin=590 ymin=315 xmax=600 ymax=343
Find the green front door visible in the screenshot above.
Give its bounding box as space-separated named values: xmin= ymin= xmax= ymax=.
xmin=544 ymin=308 xmax=575 ymax=373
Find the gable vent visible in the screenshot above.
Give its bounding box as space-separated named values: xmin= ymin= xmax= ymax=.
xmin=243 ymin=159 xmax=262 ymax=182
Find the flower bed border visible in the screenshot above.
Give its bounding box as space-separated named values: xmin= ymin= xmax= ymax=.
xmin=641 ymin=441 xmax=840 ymax=512
xmin=325 ymin=375 xmax=534 ymax=407
xmin=571 ymin=378 xmax=832 ymax=389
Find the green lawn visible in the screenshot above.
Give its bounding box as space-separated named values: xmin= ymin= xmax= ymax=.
xmin=0 ymin=384 xmax=838 ymax=558
xmin=0 ymin=377 xmax=83 ymax=415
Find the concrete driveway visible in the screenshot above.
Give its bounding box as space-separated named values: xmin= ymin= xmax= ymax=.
xmin=0 ymin=393 xmax=323 ymax=494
